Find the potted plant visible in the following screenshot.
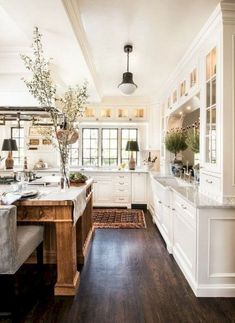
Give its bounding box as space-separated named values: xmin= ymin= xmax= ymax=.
xmin=185 ymin=129 xmax=199 ymax=154
xmin=165 ymin=128 xmax=187 ymax=176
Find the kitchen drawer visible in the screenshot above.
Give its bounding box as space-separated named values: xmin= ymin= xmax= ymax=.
xmin=113 ymin=188 xmax=130 ymax=196
xmin=113 ymin=196 xmax=130 ymax=203
xmin=173 ymin=193 xmax=196 ymax=228
xmin=113 ymin=174 xmax=131 ymax=185
xmin=113 ymin=182 xmax=130 ymax=190
xmin=200 ymin=173 xmax=221 ymax=198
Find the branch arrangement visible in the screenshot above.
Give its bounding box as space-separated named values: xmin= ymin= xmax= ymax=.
xmin=21 ymin=27 xmax=88 ymax=188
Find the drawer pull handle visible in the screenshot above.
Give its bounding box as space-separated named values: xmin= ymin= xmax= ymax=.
xmin=119 ymin=176 xmax=124 ymax=178
xmin=181 ymin=204 xmax=187 ymax=210
xmin=206 ymin=179 xmax=213 ymax=184
xmin=119 ymin=189 xmax=124 ymax=192
xmin=119 ymin=182 xmax=124 ymax=185
xmin=119 ymin=198 xmax=125 ymax=201
xmin=172 ymin=208 xmax=175 ymax=211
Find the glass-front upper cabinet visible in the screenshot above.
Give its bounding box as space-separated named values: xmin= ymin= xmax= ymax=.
xmin=205 ymin=47 xmax=217 ymax=164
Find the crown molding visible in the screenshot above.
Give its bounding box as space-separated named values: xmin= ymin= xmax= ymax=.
xmin=221 ymin=2 xmax=235 ymax=25
xmin=62 ymin=0 xmax=103 ymax=100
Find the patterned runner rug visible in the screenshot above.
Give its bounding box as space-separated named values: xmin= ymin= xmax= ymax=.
xmin=92 ymin=208 xmax=146 ymax=229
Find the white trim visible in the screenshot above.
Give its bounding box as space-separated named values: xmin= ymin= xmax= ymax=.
xmin=61 ymin=0 xmax=103 ymax=99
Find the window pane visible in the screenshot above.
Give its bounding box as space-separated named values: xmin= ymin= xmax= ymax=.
xmin=101 ymin=128 xmax=118 ymax=166
xmin=121 ymin=128 xmax=138 ymax=163
xmin=82 ymin=128 xmax=99 ymax=166
xmin=11 ymin=127 xmax=25 ymax=167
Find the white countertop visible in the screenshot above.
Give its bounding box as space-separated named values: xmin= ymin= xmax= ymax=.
xmin=28 ymin=167 xmax=148 ymax=173
xmin=151 ymin=173 xmax=235 ymax=209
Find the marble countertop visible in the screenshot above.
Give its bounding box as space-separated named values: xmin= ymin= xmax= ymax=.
xmin=151 ymin=173 xmax=235 ymax=209
xmin=28 ymin=167 xmax=148 ymax=173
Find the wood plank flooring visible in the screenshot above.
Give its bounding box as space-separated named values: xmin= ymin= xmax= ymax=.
xmin=2 ymin=212 xmax=235 ymax=323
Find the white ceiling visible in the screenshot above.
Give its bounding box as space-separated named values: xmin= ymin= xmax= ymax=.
xmin=77 ymin=0 xmax=220 ymax=98
xmin=0 ymin=0 xmax=221 ymax=105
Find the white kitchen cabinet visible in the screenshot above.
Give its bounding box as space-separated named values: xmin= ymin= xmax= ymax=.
xmin=149 ymin=174 xmax=235 ymax=297
xmin=131 ymin=172 xmax=147 ymax=204
xmin=92 ymin=176 xmax=113 ymax=205
xmin=172 ymin=200 xmax=196 ymax=281
xmin=87 ymin=173 xmax=131 ymax=207
xmin=150 ymin=174 xmax=173 ymax=252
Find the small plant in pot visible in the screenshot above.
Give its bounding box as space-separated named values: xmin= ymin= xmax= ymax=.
xmin=165 ymin=128 xmax=188 ymax=176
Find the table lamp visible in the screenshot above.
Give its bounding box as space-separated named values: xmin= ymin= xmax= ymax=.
xmin=126 ymin=140 xmax=139 ymax=170
xmin=1 ymin=139 xmax=18 ymax=169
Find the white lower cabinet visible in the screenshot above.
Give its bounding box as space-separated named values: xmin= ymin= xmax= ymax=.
xmin=173 ymin=207 xmax=196 ymax=282
xmin=93 ymin=176 xmax=113 ymax=205
xmin=149 ymin=174 xmax=235 ymax=297
xmin=150 ymin=175 xmax=173 ymax=253
xmin=86 ymin=172 xmax=147 ymax=207
xmin=132 ymin=173 xmax=147 ymax=204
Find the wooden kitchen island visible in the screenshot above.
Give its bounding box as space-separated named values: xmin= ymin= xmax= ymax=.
xmin=15 ymin=179 xmax=94 ymax=296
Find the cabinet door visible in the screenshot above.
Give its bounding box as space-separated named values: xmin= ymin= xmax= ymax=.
xmin=203 ymin=47 xmax=218 ymax=169
xmin=132 ymin=173 xmax=147 ymax=204
xmin=161 ymin=206 xmax=171 ymax=238
xmin=93 ymin=178 xmax=113 ymax=205
xmin=173 ymin=209 xmax=196 ymax=277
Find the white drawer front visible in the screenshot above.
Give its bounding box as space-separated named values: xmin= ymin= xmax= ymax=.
xmin=200 ymin=173 xmax=221 ymax=199
xmin=174 ymin=193 xmax=196 ymax=228
xmin=113 ymin=174 xmax=131 ymax=185
xmin=113 ymin=188 xmax=130 ymax=196
xmin=113 ymin=196 xmax=130 ymax=203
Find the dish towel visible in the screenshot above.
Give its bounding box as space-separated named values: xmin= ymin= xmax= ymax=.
xmin=1 ymin=193 xmax=21 ymax=205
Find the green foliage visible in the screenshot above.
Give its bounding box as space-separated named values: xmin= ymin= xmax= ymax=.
xmin=21 ymin=27 xmax=56 ymax=108
xmin=21 ymin=27 xmax=89 ymax=184
xmin=186 ymin=130 xmax=200 ymax=153
xmin=165 ymin=129 xmax=188 ymax=157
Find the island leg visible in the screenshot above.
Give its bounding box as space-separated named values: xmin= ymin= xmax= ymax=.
xmin=54 ymin=220 xmax=80 ymax=296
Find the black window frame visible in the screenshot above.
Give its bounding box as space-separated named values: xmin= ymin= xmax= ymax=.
xmin=101 ymin=128 xmax=118 ymax=166
xmin=82 ymin=128 xmax=99 ymax=166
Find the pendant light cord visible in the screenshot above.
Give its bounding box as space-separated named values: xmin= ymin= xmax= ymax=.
xmin=127 ymin=49 xmax=129 ymax=72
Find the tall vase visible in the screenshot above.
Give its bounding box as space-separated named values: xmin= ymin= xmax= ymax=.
xmin=60 ymin=145 xmax=70 ymax=191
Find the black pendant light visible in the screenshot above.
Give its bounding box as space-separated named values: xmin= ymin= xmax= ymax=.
xmin=118 ymin=44 xmax=137 ymax=95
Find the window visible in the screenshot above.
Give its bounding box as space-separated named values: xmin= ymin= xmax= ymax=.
xmin=81 ymin=127 xmax=139 ymax=167
xmin=70 ymin=140 xmax=79 ymax=166
xmin=11 ymin=127 xmax=25 ymax=167
xmin=121 ymin=128 xmax=138 ymax=164
xmin=101 ymin=128 xmax=118 ymax=166
xmin=82 ymin=128 xmax=99 ymax=166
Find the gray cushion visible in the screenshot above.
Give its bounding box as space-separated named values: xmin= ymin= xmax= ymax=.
xmin=0 ymin=205 xmax=44 ymax=274
xmin=0 ymin=206 xmax=17 ymax=274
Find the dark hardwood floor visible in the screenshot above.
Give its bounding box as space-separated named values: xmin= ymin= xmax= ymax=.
xmin=1 ymin=212 xmax=235 ymax=323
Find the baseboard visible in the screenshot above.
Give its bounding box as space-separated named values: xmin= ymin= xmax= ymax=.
xmin=194 ymin=284 xmax=235 ymax=297
xmin=131 ymin=204 xmax=147 ymax=210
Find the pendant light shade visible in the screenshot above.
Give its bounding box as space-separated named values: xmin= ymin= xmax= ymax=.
xmin=118 ymin=45 xmax=137 ymax=95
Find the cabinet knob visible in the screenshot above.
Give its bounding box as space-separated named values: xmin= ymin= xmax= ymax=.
xmin=158 ymin=200 xmax=162 ymax=204
xmin=206 ymin=179 xmax=213 ymax=184
xmin=181 ymin=204 xmax=187 ymax=210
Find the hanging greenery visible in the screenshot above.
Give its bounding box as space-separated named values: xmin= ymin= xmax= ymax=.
xmin=165 ymin=129 xmax=188 ymax=159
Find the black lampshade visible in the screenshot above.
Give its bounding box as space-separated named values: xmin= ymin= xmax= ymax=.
xmin=126 ymin=140 xmax=139 ymax=152
xmin=2 ymin=139 xmax=18 ymax=151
